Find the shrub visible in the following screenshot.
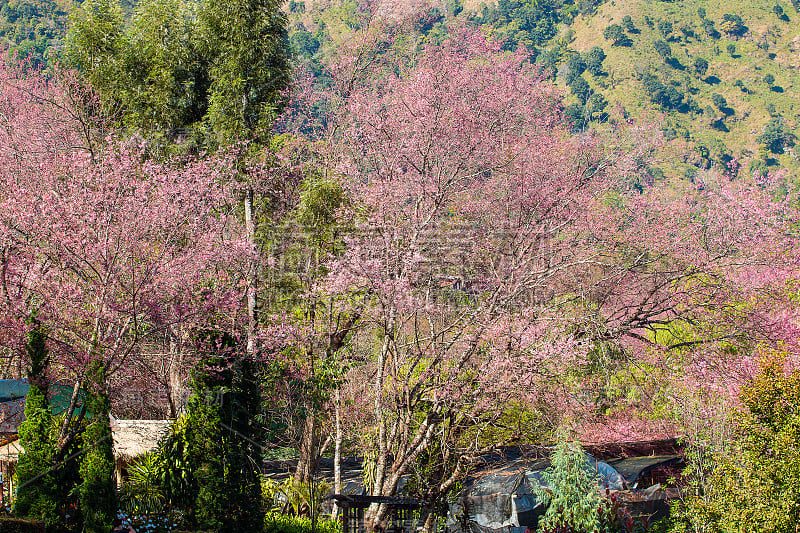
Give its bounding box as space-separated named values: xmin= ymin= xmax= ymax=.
xmin=603 ymin=24 xmax=629 ymax=46
xmin=693 ymin=57 xmax=708 ymax=76
xmin=653 ymin=40 xmax=671 ymax=58
xmin=622 ymin=15 xmax=635 ymax=32
xmin=584 ymin=46 xmax=605 ymax=75
xmin=14 ymin=323 xmax=61 ymax=529
xmin=264 ymin=513 xmax=342 ymax=533
xmin=570 ymin=76 xmax=591 ymax=104
xmin=702 ymin=19 xmax=719 ymax=38
xmin=757 ymin=117 xmax=795 ymax=153
xmin=78 ymin=362 xmax=116 ymax=533
xmin=119 ymin=453 xmax=168 ymax=518
xmin=156 ymin=331 xmax=265 ymax=532
xmin=564 ymin=54 xmax=586 ymax=85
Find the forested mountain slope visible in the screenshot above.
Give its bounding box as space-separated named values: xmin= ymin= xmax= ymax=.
xmin=5 ymin=0 xmax=799 ymax=184
xmin=284 ymin=0 xmax=800 ymax=181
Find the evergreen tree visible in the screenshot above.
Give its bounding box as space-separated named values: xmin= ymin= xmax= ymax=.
xmin=584 ymin=46 xmax=605 ymax=75
xmin=66 ymin=0 xmax=292 ymax=148
xmin=693 ymin=57 xmax=709 ymax=76
xmin=65 ymin=0 xmax=125 ymax=105
xmin=535 ymin=438 xmax=605 ymax=533
xmin=120 ymin=0 xmax=209 ymax=135
xmin=173 ymin=330 xmax=265 ymax=532
xmin=564 ymin=53 xmax=586 ymax=85
xmin=223 ymin=356 xmax=265 ymax=532
xmin=14 ymin=321 xmax=60 ymax=529
xmin=197 ymin=0 xmax=292 ymax=145
xmin=570 ymin=76 xmax=591 ymax=104
xmin=78 ymin=361 xmax=116 ymax=533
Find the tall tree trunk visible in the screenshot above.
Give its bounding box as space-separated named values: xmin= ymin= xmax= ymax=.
xmin=333 ymin=389 xmax=342 ymax=519
xmin=167 ymin=327 xmax=184 ymax=417
xmin=245 ymin=186 xmax=257 ymax=356
xmin=367 ymin=319 xmax=394 ymax=532
xmin=295 ymin=415 xmax=320 ymax=484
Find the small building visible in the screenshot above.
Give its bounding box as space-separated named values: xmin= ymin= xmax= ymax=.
xmin=447 ymin=443 xmax=685 ymax=533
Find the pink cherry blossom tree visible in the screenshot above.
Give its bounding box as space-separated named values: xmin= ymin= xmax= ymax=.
xmin=0 ymin=64 xmax=248 ymax=446
xmin=319 ymin=25 xmax=662 ymax=528
xmin=317 ymin=22 xmax=800 ymax=530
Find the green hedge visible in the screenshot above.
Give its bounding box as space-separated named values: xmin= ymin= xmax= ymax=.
xmin=0 ymin=518 xmax=46 ymax=533
xmin=264 ymin=513 xmax=342 ymax=533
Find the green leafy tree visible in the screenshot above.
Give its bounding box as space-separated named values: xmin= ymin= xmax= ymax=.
xmin=653 ymin=39 xmax=671 ymax=59
xmin=603 ymin=24 xmax=628 ymax=46
xmin=622 ymin=15 xmax=635 ymax=32
xmin=774 ymin=4 xmax=785 ymax=16
xmin=757 ymin=117 xmax=795 ymax=153
xmin=534 ymin=438 xmax=605 ymax=533
xmin=584 ymin=46 xmax=605 ymax=75
xmin=658 ymin=19 xmax=673 ymax=38
xmin=570 ymin=75 xmax=591 ymax=104
xmin=711 ymin=93 xmax=727 ymax=109
xmin=670 ymin=360 xmax=800 ymax=533
xmin=642 ymin=73 xmax=683 ymax=110
xmin=720 ymin=13 xmax=746 ymax=36
xmin=195 ymin=0 xmax=292 ymax=144
xmin=727 ymin=43 xmax=736 ymax=55
xmin=159 ymin=331 xmax=266 ymax=532
xmin=764 ymin=73 xmax=775 ymax=87
xmin=119 ymin=0 xmax=208 ymax=136
xmin=564 ymin=53 xmax=586 ymax=85
xmin=693 ymin=56 xmax=708 ymax=76
xmin=702 ymin=18 xmax=719 ymax=38
xmin=65 ymin=0 xmax=126 ymax=106
xmin=66 ymin=0 xmax=292 ymax=148
xmin=14 ymin=321 xmax=61 ymax=528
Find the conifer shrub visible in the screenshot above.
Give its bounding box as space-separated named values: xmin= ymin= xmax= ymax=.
xmin=14 ymin=323 xmax=60 ymax=529
xmin=78 ymin=361 xmax=116 ymax=533
xmin=534 ymin=438 xmax=605 ymax=533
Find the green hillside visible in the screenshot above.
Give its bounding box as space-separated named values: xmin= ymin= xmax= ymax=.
xmin=564 ymin=0 xmax=800 ymax=179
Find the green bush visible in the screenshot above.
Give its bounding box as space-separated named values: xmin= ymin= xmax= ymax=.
xmin=119 ymin=453 xmax=168 ymax=517
xmin=155 ymin=332 xmax=266 ymax=532
xmin=264 ymin=513 xmax=341 ymax=533
xmin=78 ymin=362 xmax=116 ymax=533
xmin=668 ymin=360 xmax=800 ymax=532
xmin=14 ymin=323 xmax=60 ymax=529
xmin=0 ymin=519 xmax=45 ymax=533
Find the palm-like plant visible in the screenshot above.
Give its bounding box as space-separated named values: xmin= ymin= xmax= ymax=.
xmin=119 ymin=453 xmax=167 ymax=517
